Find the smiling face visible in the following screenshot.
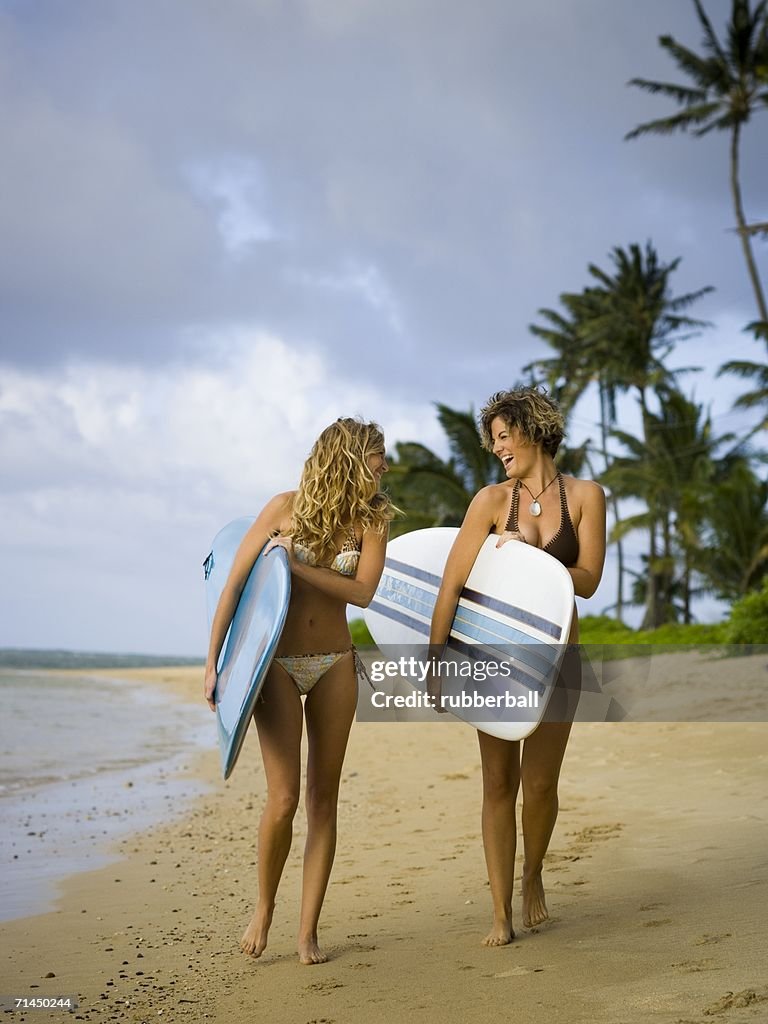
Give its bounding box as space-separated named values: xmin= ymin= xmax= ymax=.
xmin=479 ymin=388 xmax=565 ymax=459
xmin=490 ymin=417 xmax=536 ymax=478
xmin=366 ymin=448 xmax=388 ymax=483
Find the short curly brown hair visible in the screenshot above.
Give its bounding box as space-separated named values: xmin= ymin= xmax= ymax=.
xmin=479 ymin=386 xmax=565 ymax=458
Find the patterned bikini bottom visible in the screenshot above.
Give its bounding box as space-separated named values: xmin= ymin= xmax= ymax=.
xmin=273 ymin=647 xmax=372 ymax=697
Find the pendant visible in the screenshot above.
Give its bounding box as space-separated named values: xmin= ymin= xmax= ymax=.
xmin=529 ymin=500 xmax=542 ymax=517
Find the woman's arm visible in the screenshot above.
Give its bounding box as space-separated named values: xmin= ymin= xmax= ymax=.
xmin=271 ymin=525 xmax=389 ymax=608
xmin=429 ymin=488 xmax=498 ymax=649
xmin=204 ymin=492 xmax=293 ymax=709
xmin=569 ymin=480 xmax=607 ymax=599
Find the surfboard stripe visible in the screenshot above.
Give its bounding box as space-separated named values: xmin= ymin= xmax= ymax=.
xmin=460 ymin=586 xmax=563 ymax=640
xmin=383 ymin=556 xmax=563 ymax=640
xmin=446 ymin=638 xmax=545 ymax=694
xmin=447 ymin=624 xmax=555 ymax=683
xmin=366 ymin=601 xmax=546 ymax=695
xmin=368 ymin=599 xmax=430 ymax=636
xmin=384 ymin=556 xmax=442 ymax=588
xmin=377 ymin=572 xmax=559 ymax=664
xmin=368 ymin=596 xmax=557 ymax=691
xmin=452 ymin=605 xmax=559 ymax=667
xmin=379 ymin=574 xmax=436 ymax=619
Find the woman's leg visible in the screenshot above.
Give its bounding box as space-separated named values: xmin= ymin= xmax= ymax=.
xmin=298 ymin=651 xmax=358 ymax=964
xmin=477 ymin=732 xmax=521 ymax=945
xmin=241 ymin=663 xmax=304 ymax=957
xmin=519 ymin=721 xmax=571 ymax=928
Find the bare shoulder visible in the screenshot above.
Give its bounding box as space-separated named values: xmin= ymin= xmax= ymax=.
xmin=472 ymin=481 xmax=513 ymax=510
xmin=270 ymin=489 xmax=296 ymax=505
xmin=466 ymin=482 xmax=512 ymax=519
xmin=563 ymin=476 xmax=605 ymax=506
xmin=253 ymin=490 xmax=295 ymax=533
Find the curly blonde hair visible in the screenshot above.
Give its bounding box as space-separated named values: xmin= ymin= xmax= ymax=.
xmin=479 ymin=386 xmax=565 ymax=458
xmin=289 ymin=418 xmax=395 ymax=564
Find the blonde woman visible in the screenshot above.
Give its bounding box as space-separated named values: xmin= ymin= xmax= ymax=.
xmin=430 ymin=387 xmax=606 ymax=945
xmin=204 ymin=418 xmax=393 ymax=965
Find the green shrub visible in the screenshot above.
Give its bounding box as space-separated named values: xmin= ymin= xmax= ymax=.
xmin=579 ymin=615 xmax=727 ymax=657
xmin=578 ymin=615 xmax=636 ymax=644
xmin=725 ymin=577 xmax=768 ymax=645
xmin=635 ymin=622 xmax=727 ymax=645
xmin=349 ymin=617 xmax=374 ymax=647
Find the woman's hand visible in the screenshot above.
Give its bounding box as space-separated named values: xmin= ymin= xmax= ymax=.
xmin=495 ymin=530 xmax=526 ymax=549
xmin=204 ymin=665 xmax=218 ymax=712
xmin=426 ymin=662 xmax=448 ymax=713
xmin=265 ymin=534 xmax=294 ymax=564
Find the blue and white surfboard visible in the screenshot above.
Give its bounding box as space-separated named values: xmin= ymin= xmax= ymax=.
xmin=204 ymin=518 xmax=291 ymax=779
xmin=364 ymin=528 xmax=574 ymax=739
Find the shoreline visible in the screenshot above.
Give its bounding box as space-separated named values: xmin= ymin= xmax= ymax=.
xmin=0 ymin=668 xmax=212 ymax=924
xmin=1 ymin=665 xmax=767 ymax=1023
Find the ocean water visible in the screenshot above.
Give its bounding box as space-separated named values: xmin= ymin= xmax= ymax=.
xmin=0 ymin=670 xmax=212 ymax=921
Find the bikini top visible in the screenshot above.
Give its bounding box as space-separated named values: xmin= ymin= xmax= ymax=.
xmin=293 ymin=527 xmax=361 ymax=577
xmin=503 ymin=473 xmax=579 ymax=568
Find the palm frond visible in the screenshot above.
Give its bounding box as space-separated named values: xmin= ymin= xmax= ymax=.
xmin=626 ymin=77 xmax=707 ymax=104
xmin=692 ymin=0 xmax=729 ymax=66
xmin=659 ymin=34 xmax=726 ymax=87
xmin=625 ymin=101 xmax=722 ymax=138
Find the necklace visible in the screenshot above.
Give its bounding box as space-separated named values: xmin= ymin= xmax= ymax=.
xmin=518 ymin=472 xmax=559 ymax=517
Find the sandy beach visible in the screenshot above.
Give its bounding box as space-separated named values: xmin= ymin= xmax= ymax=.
xmin=2 ymin=660 xmax=767 ymax=1024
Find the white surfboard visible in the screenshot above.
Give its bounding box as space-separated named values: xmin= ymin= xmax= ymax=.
xmin=363 ymin=527 xmax=574 ymax=739
xmin=203 ymin=518 xmax=291 ymax=779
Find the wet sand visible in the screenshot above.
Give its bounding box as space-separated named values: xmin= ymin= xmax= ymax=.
xmin=1 ymin=663 xmax=767 ymax=1024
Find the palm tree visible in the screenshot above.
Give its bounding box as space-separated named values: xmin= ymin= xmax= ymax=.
xmin=528 ymin=242 xmax=713 ymax=621
xmin=602 ymin=389 xmax=727 ymax=626
xmin=528 ymin=288 xmax=629 ymax=617
xmin=625 ymin=0 xmax=768 ymax=326
xmin=718 ymin=322 xmax=768 ymax=435
xmin=699 ymin=458 xmax=768 ymax=598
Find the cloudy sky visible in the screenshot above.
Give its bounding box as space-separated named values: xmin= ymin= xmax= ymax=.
xmin=1 ymin=0 xmax=766 ymax=655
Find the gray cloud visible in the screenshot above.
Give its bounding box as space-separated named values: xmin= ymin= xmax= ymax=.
xmin=0 ymin=0 xmax=764 ymax=653
xmin=1 ymin=0 xmax=764 ymax=391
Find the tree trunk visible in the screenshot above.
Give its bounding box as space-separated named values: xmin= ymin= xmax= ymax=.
xmin=641 ymin=519 xmax=659 ymax=630
xmin=661 ymin=509 xmax=674 ymax=626
xmin=599 ymin=382 xmax=624 ymax=621
xmin=731 ymin=123 xmax=768 ymax=328
xmin=638 ymin=387 xmax=658 ymax=629
xmin=683 ymin=550 xmax=692 ymax=625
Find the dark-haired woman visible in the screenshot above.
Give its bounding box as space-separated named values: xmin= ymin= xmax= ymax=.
xmin=430 ymin=387 xmax=606 ymax=945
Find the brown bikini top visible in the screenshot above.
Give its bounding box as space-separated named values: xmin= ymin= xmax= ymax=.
xmin=504 ymin=473 xmax=579 ymax=567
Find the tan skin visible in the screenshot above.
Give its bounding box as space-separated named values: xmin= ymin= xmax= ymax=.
xmin=429 ymin=418 xmax=606 ymax=945
xmin=204 ymin=451 xmax=389 ymax=965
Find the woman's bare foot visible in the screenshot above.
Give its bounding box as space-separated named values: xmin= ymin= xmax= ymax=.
xmin=240 ymin=905 xmax=273 ymax=958
xmin=298 ymin=932 xmax=328 ymax=965
xmin=481 ymin=913 xmax=514 ymax=946
xmin=522 ymin=869 xmax=548 ymax=928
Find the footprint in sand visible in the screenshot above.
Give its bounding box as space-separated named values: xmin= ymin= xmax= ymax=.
xmin=493 ymin=966 xmax=538 ymax=978
xmin=702 ymin=987 xmax=768 ymax=1015
xmin=642 ymin=919 xmax=673 ymax=928
xmin=694 ymin=932 xmax=732 ymax=946
xmin=670 ymin=958 xmax=715 ymax=974
xmin=569 ymin=823 xmax=624 ymax=843
xmin=306 ymin=981 xmax=344 ymax=993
